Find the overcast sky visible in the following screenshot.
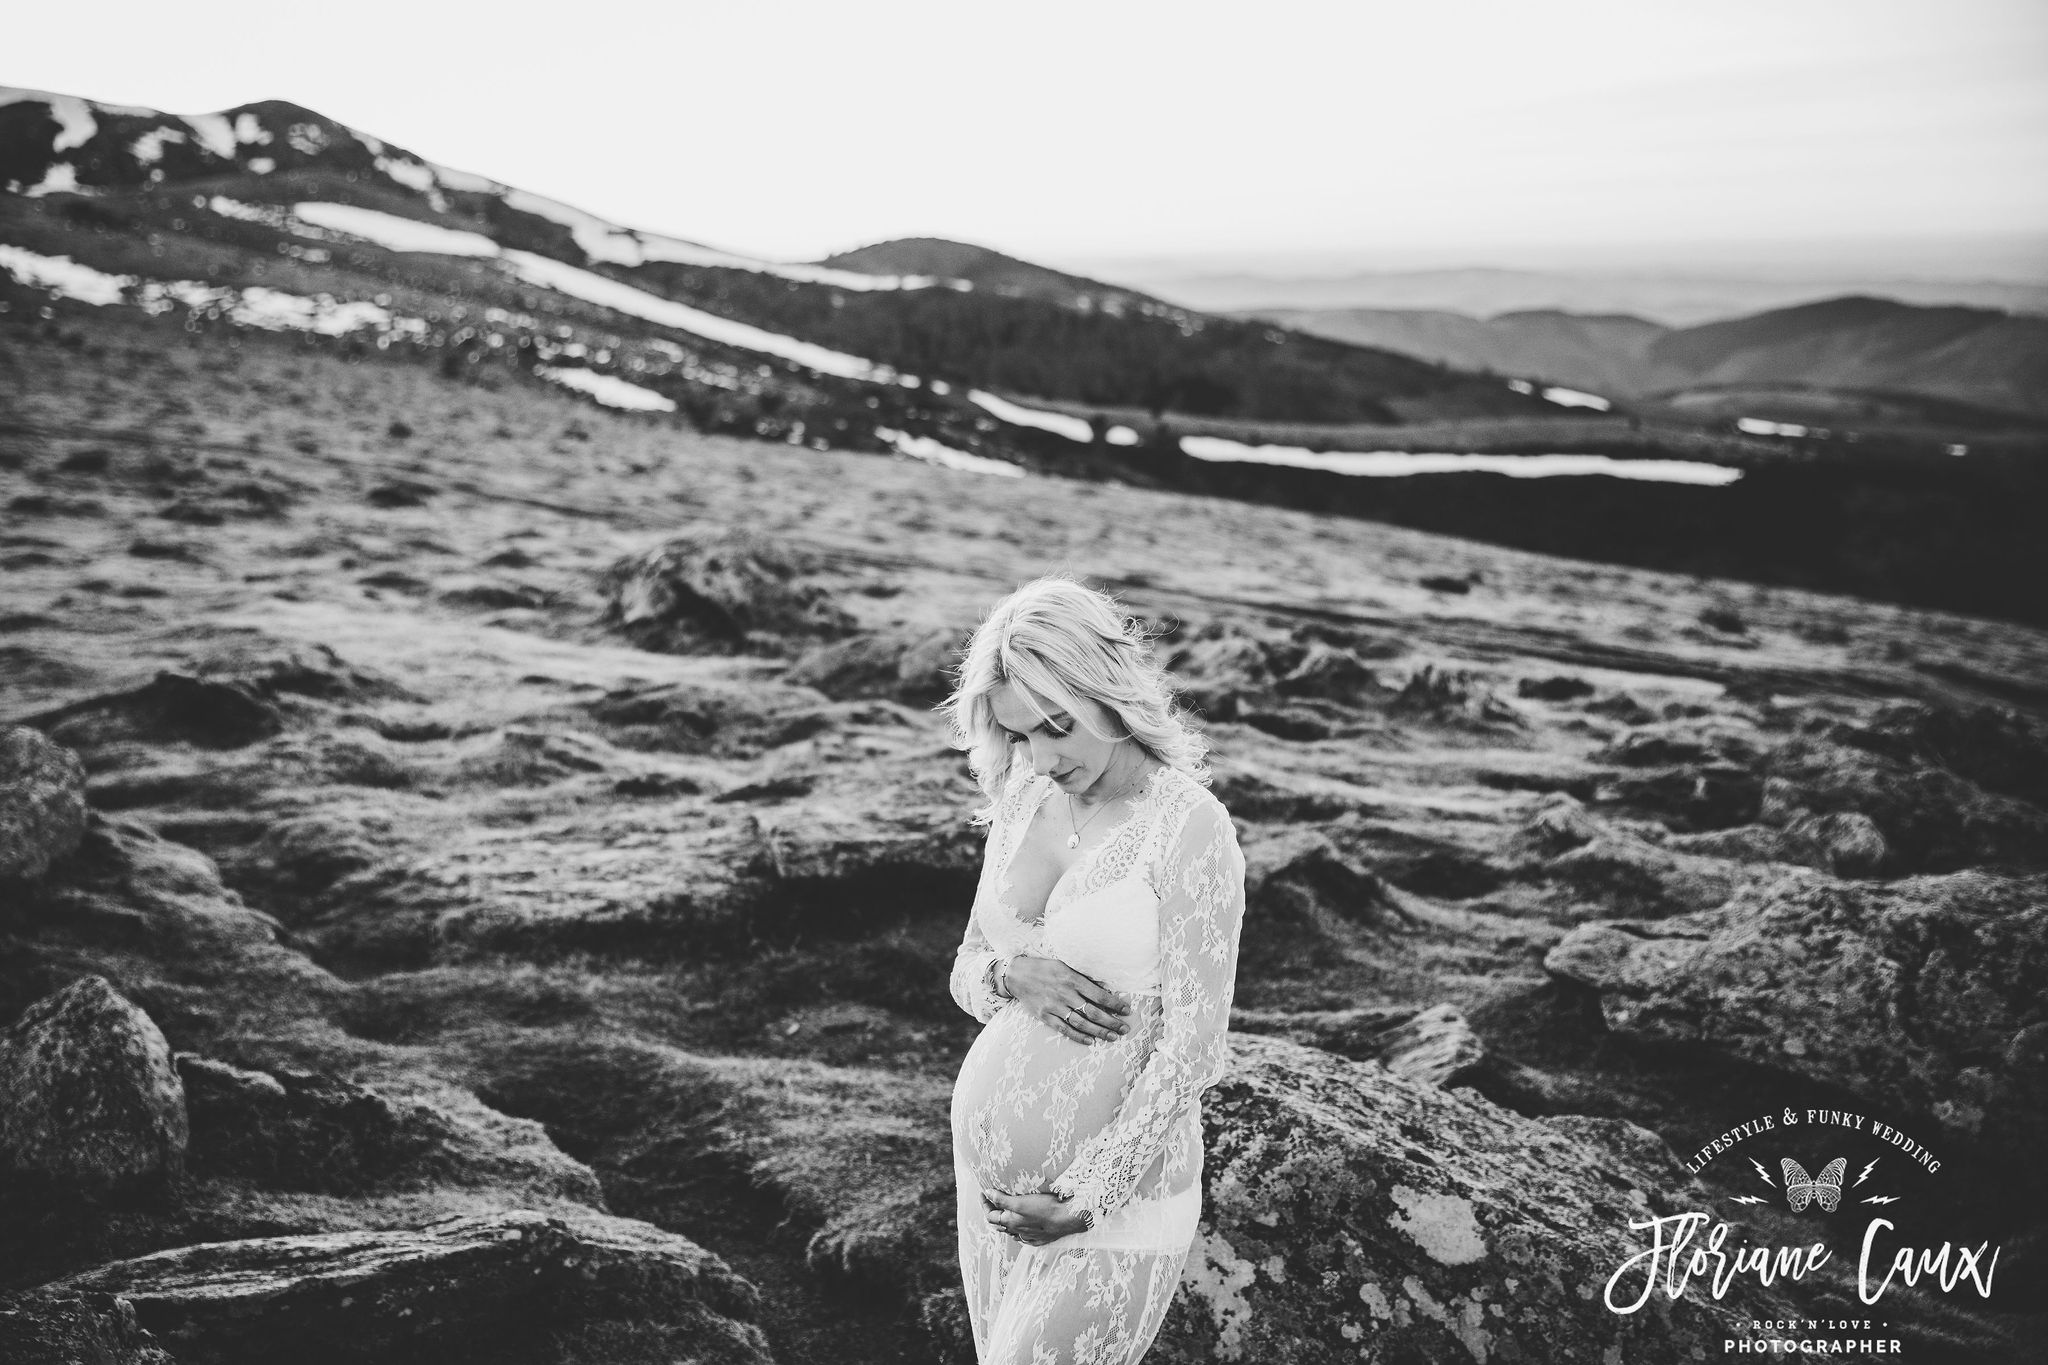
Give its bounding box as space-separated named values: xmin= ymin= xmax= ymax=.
xmin=9 ymin=0 xmax=2047 ymax=275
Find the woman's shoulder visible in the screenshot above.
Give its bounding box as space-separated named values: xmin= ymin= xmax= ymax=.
xmin=1151 ymin=765 xmax=1236 ymax=842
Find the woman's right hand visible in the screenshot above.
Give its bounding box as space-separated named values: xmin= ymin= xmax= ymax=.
xmin=1002 ymin=955 xmax=1131 ymax=1043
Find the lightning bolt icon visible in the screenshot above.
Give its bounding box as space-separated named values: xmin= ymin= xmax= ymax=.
xmin=1731 ymin=1195 xmax=1767 ymax=1205
xmin=1863 ymin=1195 xmax=1900 ymax=1205
xmin=1750 ymin=1158 xmax=1775 ymax=1186
xmin=1854 ymin=1159 xmax=1879 ymax=1187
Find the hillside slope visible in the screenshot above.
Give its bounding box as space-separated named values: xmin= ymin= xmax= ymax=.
xmin=1251 ymin=306 xmax=1667 ymax=395
xmin=0 ymin=85 xmax=1558 ymax=432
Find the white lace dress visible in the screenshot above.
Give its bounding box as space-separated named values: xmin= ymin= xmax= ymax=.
xmin=949 ymin=762 xmax=1247 ymax=1365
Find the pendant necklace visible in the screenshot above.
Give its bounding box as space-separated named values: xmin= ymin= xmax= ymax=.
xmin=1066 ymin=762 xmax=1146 ymax=849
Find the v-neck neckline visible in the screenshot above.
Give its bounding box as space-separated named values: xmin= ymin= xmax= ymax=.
xmin=997 ymin=763 xmax=1168 ymax=931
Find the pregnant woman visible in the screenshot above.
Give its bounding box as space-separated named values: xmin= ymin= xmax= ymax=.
xmin=940 ymin=573 xmax=1247 ymax=1365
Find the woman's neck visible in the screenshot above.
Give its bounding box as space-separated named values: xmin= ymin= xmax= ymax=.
xmin=1073 ymin=749 xmax=1155 ymax=809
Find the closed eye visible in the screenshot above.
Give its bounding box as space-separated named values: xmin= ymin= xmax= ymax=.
xmin=1002 ymin=715 xmax=1071 ymax=742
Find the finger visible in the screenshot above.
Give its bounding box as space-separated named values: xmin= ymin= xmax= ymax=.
xmin=1064 ymin=1015 xmax=1109 ymax=1044
xmin=1066 ymin=1002 xmax=1120 ymax=1040
xmin=1075 ymin=982 xmax=1132 ymax=1018
xmin=1044 ymin=1011 xmax=1087 ymax=1042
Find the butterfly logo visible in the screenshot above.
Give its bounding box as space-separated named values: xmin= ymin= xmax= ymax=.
xmin=1782 ymin=1157 xmax=1846 ymax=1213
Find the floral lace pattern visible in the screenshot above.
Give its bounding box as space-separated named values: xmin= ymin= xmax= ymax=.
xmin=949 ymin=762 xmax=1247 ymax=1364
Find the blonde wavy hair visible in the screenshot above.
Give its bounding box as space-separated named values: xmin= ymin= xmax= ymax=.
xmin=939 ymin=572 xmax=1210 ymax=829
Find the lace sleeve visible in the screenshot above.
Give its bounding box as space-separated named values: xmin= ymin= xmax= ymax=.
xmin=950 ymin=902 xmax=1008 ymax=1024
xmin=1047 ymin=795 xmax=1246 ymax=1225
xmin=949 ymin=766 xmax=1027 ymax=1024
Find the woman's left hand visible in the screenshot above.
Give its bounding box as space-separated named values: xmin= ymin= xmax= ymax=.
xmin=983 ymin=1189 xmax=1091 ymax=1245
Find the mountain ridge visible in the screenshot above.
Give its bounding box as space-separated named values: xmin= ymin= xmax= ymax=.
xmin=1255 ymin=296 xmax=2048 ymax=421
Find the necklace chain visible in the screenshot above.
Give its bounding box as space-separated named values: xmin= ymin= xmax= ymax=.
xmin=1065 ymin=758 xmax=1148 ymax=849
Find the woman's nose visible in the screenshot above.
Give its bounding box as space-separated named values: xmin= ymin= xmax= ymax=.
xmin=1028 ymin=737 xmax=1061 ymax=774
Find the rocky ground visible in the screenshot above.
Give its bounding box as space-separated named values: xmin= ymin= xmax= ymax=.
xmin=3 ymin=306 xmax=2045 ymax=1362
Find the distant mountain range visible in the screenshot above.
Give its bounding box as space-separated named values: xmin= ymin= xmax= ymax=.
xmin=1253 ymin=298 xmax=2048 ymax=422
xmin=1102 ymin=264 xmax=2048 ymax=328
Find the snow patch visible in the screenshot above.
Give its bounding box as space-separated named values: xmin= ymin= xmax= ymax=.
xmin=1180 ymin=435 xmax=1743 ymax=485
xmin=233 ymin=112 xmax=271 ymax=145
xmin=263 ymin=207 xmax=894 ymax=380
xmin=131 ymin=126 xmax=188 ymax=165
xmin=1542 ymin=385 xmax=1611 ymax=411
xmin=428 ymin=161 xmax=498 ymax=194
xmin=968 ymin=390 xmax=1095 ymax=442
xmin=25 ymin=163 xmax=81 ymax=197
xmin=231 ymin=287 xmax=392 ymax=335
xmin=637 ymin=234 xmax=942 ymax=290
xmin=1106 ymin=425 xmax=1140 ymax=446
xmin=376 ymin=156 xmax=437 ymax=194
xmin=182 ymin=112 xmax=237 ymax=159
xmin=504 ymin=188 xmax=647 ymax=266
xmin=248 ymin=157 xmax=276 ymax=174
xmin=535 ymin=365 xmax=677 ymax=412
xmin=502 ymin=249 xmax=891 ymax=381
xmin=0 ymin=244 xmax=134 ymax=304
xmin=0 ymin=90 xmax=99 ymax=151
xmin=1736 ymin=416 xmax=1809 ymax=438
xmin=878 ymin=428 xmax=1024 ymax=477
xmin=293 ymin=201 xmax=499 ymax=257
xmin=501 ymin=187 xmax=944 ymax=290
xmin=208 ymin=196 xmax=281 ymax=223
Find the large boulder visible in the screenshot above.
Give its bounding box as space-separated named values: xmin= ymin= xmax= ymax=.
xmin=1163 ymin=625 xmax=1288 ymax=721
xmin=599 ymin=529 xmax=859 ymax=655
xmin=1231 ymin=1001 xmax=1612 ymax=1119
xmin=1511 ymin=792 xmax=1749 ymax=919
xmin=1760 ymin=735 xmax=2048 ymax=874
xmin=8 ymin=1208 xmax=772 ymax=1365
xmin=1545 ymin=869 xmax=2048 ymax=1168
xmin=176 ymin=1055 xmax=604 ymax=1204
xmin=1239 ymin=827 xmax=1413 ymax=974
xmin=1150 ymin=1035 xmax=1788 ymax=1362
xmin=21 ymin=643 xmax=408 ymax=758
xmin=0 ymin=977 xmax=188 ymax=1192
xmin=1667 ymin=810 xmax=1890 ymax=878
xmin=0 ymin=726 xmax=87 ymax=882
xmin=1272 ymin=642 xmax=1385 ymax=707
xmin=786 ymin=623 xmax=967 ymax=705
xmin=1811 ymin=700 xmax=2048 ymax=809
xmin=0 ymin=1293 xmax=175 ymax=1365
xmin=1230 ymin=1002 xmax=1484 ymax=1084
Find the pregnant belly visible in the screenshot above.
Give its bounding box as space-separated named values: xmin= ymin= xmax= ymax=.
xmin=951 ymin=996 xmax=1166 ymax=1196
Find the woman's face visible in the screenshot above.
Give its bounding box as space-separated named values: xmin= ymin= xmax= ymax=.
xmin=990 ymin=677 xmax=1128 ymax=799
